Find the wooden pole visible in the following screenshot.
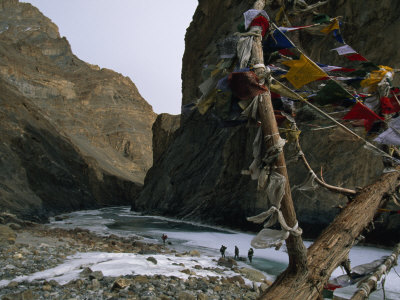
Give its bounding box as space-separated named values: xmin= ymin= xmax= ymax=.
xmin=251 ymin=0 xmax=308 ymax=279
xmin=351 ymin=243 xmax=400 ymax=300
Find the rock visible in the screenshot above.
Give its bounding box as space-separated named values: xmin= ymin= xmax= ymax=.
xmin=189 ymin=250 xmax=201 ymax=257
xmin=180 ymin=269 xmax=195 ymax=275
xmin=146 ymin=256 xmax=158 ymax=264
xmin=177 ymin=291 xmax=196 ymax=300
xmin=79 ymin=267 xmax=93 ymax=277
xmin=7 ymin=281 xmax=19 ymax=288
xmin=217 ymin=257 xmax=237 ymax=268
xmin=0 ymin=1 xmax=156 ymax=221
xmin=112 ymin=278 xmax=132 ymax=290
xmin=259 ymin=282 xmax=270 ymax=293
xmin=2 ymin=290 xmax=35 ymax=300
xmin=6 ymin=223 xmax=21 ymax=230
xmin=0 ymin=225 xmax=16 ymax=245
xmin=152 ymin=113 xmax=181 ymax=163
xmin=42 ymin=284 xmax=52 ymax=291
xmin=89 ymin=270 xmax=104 ymax=281
xmin=133 ymin=275 xmax=149 ymax=284
xmin=226 ymin=275 xmax=245 ymax=285
xmin=197 ymin=293 xmax=208 ymax=300
xmin=239 ymin=267 xmax=267 ymax=282
xmin=91 ymin=278 xmax=101 ymax=290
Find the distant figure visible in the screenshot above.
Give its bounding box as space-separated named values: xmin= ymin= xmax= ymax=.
xmin=248 ymin=248 xmax=254 ymax=263
xmin=234 ymin=246 xmax=239 ymax=260
xmin=161 ymin=234 xmax=168 ymax=245
xmin=220 ymin=245 xmax=227 ymax=258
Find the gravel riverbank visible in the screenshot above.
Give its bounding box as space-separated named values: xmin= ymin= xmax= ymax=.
xmin=0 ymin=213 xmax=271 ymax=300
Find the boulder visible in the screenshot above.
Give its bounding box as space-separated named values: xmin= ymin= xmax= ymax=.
xmin=0 ymin=224 xmax=16 ymax=246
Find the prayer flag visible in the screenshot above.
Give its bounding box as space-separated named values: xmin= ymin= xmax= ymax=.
xmin=361 ymin=66 xmax=393 ymax=89
xmin=343 ymin=102 xmax=384 ymax=131
xmin=263 ymin=29 xmax=295 ymax=52
xmin=317 ymin=63 xmax=355 ymax=73
xmin=380 ymin=96 xmax=400 ymax=115
xmin=331 ymin=45 xmax=356 ymax=55
xmin=228 ymin=71 xmax=268 ymax=100
xmin=374 ymin=117 xmax=400 ymax=145
xmin=243 ymin=9 xmax=269 ymax=30
xmin=250 ymin=15 xmax=270 ymax=37
xmin=320 ymin=19 xmax=340 ymax=34
xmin=345 ymin=53 xmax=368 ymax=61
xmin=333 ymin=29 xmax=345 ymax=43
xmin=279 ymin=25 xmax=315 ymax=32
xmin=270 ymin=79 xmax=304 ymax=101
xmin=282 ymin=54 xmax=327 ymax=89
xmin=314 ymin=80 xmax=352 ymax=105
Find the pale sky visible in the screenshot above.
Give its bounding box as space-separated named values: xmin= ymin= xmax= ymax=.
xmin=23 ymin=0 xmax=198 ymax=115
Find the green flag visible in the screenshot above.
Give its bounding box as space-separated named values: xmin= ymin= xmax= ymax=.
xmin=314 ymin=80 xmax=352 ymax=105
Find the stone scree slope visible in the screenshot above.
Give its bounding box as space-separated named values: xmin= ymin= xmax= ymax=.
xmin=0 ymin=0 xmax=156 ymax=220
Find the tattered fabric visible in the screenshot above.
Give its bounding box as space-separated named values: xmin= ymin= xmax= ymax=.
xmin=374 ymin=117 xmax=400 ymax=146
xmin=217 ymin=35 xmax=239 ymax=59
xmin=249 ymin=15 xmax=269 ymax=37
xmin=243 ymin=9 xmax=270 ymax=30
xmin=237 ymin=27 xmax=261 ymax=69
xmin=228 ymin=71 xmax=268 ymax=100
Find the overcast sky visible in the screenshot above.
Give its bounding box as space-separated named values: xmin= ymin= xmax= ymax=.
xmin=23 ymin=0 xmax=198 ymax=115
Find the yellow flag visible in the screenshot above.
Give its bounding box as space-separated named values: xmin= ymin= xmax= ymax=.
xmin=282 ymin=55 xmax=327 ymax=89
xmin=270 ymin=79 xmax=304 ymax=101
xmin=360 ymin=65 xmax=393 ymax=91
xmin=320 ymin=19 xmax=340 ymax=34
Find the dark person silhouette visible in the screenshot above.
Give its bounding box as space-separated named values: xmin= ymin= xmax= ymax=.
xmin=161 ymin=234 xmax=168 ymax=245
xmin=220 ymin=245 xmax=227 ymax=258
xmin=248 ymin=248 xmax=254 ymax=263
xmin=234 ymin=245 xmax=239 ymax=260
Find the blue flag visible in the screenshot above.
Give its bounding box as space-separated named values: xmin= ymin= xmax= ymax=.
xmin=263 ymin=29 xmax=295 ymax=52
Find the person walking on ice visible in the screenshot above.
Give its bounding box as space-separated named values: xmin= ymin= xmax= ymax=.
xmin=220 ymin=245 xmax=227 ymax=258
xmin=248 ymin=248 xmax=254 ymax=263
xmin=234 ymin=245 xmax=239 ymax=260
xmin=161 ymin=234 xmax=168 ymax=245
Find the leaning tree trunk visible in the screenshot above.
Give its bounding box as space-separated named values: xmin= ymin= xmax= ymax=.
xmin=260 ymin=166 xmax=400 ymax=299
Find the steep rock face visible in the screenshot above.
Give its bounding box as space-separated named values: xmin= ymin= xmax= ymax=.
xmin=0 ymin=0 xmax=156 ymax=219
xmin=135 ymin=0 xmax=399 ymax=242
xmin=152 ymin=114 xmax=180 ymax=163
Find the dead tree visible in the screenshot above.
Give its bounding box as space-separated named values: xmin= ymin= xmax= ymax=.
xmin=244 ymin=1 xmax=400 ymax=299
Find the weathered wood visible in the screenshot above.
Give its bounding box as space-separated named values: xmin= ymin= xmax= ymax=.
xmin=260 ymin=166 xmax=400 ymax=300
xmin=250 ymin=0 xmax=308 ymax=280
xmin=351 ymin=243 xmax=400 ymax=300
xmin=296 ymin=140 xmax=357 ymax=196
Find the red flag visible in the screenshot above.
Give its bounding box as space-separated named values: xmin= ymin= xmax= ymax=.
xmin=381 ymin=96 xmax=400 ymax=114
xmin=345 ymin=53 xmax=368 ymax=61
xmin=343 ymin=102 xmax=384 ymax=131
xmin=278 ymin=49 xmax=295 ymax=56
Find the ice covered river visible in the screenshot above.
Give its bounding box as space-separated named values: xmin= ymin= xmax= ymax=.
xmin=48 ymin=206 xmax=400 ymax=299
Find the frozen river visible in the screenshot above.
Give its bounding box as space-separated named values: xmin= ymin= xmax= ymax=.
xmin=46 ymin=206 xmax=400 ymax=299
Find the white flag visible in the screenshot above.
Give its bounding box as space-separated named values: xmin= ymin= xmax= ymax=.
xmin=331 ymin=44 xmax=356 ymax=55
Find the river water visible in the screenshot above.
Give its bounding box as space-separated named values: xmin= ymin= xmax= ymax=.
xmin=49 ymin=206 xmax=400 ymax=299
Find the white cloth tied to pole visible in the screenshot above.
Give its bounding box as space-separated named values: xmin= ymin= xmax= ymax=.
xmin=237 ymin=27 xmax=262 ymax=69
xmin=248 ymin=206 xmax=302 ymax=249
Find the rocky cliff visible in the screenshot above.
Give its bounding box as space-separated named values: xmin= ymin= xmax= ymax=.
xmin=0 ymin=0 xmax=156 ymax=220
xmin=135 ymin=0 xmax=400 ymax=243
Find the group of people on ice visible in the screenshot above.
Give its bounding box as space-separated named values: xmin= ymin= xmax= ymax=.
xmin=220 ymin=245 xmax=254 ymax=263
